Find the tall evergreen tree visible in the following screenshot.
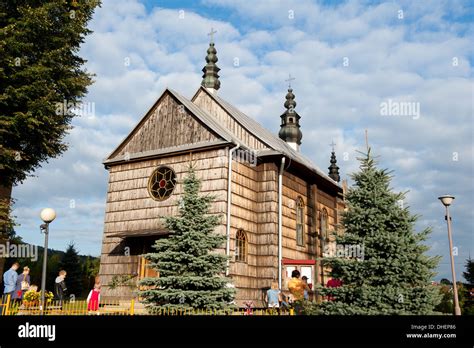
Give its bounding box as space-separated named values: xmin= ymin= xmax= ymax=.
xmin=0 ymin=0 xmax=100 ymax=275
xmin=461 ymin=258 xmax=474 ymax=315
xmin=139 ymin=168 xmax=235 ymax=313
xmin=59 ymin=242 xmax=83 ymax=298
xmin=313 ymin=149 xmax=441 ymax=314
xmin=463 ymin=258 xmax=474 ymax=286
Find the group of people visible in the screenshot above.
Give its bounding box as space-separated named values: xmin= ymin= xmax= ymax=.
xmin=3 ymin=262 xmax=69 ymax=304
xmin=2 ymin=262 xmax=101 ymax=312
xmin=266 ymin=269 xmax=342 ymax=314
xmin=266 ymin=270 xmax=311 ymax=313
xmin=3 ymin=262 xmax=32 ymax=300
xmin=3 ymin=262 xmax=33 ymax=301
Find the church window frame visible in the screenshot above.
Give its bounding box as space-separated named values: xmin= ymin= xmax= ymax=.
xmin=235 ymin=229 xmax=247 ymax=263
xmin=147 ymin=166 xmax=177 ymax=201
xmin=296 ymin=197 xmax=305 ymax=246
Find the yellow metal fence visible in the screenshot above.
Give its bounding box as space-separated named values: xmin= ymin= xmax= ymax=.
xmin=1 ymin=294 xmax=133 ymax=316
xmin=1 ymin=295 xmax=292 ymax=316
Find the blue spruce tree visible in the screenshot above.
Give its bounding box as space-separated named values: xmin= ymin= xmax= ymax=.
xmin=139 ymin=168 xmax=235 ymax=313
xmin=313 ymin=149 xmax=441 ymax=314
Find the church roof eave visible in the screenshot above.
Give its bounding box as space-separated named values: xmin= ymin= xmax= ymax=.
xmin=103 ymin=139 xmax=232 ymax=166
xmin=256 ymin=149 xmax=342 ymax=192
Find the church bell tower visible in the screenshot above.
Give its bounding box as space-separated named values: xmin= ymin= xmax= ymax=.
xmin=201 ymin=28 xmax=220 ymax=93
xmin=278 ymin=77 xmax=302 ymax=151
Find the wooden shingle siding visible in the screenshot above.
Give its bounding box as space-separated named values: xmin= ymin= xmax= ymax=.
xmin=99 ymin=149 xmax=228 ymax=299
xmin=111 ymin=93 xmax=219 ymax=159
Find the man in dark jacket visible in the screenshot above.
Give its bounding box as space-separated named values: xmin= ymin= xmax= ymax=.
xmin=54 ymin=270 xmax=67 ymax=306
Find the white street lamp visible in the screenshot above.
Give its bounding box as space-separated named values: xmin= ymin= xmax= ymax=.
xmin=438 ymin=195 xmax=461 ymax=316
xmin=438 ymin=195 xmax=455 ymax=207
xmin=40 ymin=208 xmax=56 ymax=223
xmin=40 ymin=208 xmax=56 ymax=315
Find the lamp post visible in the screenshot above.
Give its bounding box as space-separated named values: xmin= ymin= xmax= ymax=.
xmin=40 ymin=208 xmax=56 ymax=315
xmin=438 ymin=195 xmax=461 ymax=316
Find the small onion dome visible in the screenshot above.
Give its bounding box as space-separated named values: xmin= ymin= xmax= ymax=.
xmin=278 ymin=87 xmax=302 ymax=146
xmin=201 ymin=42 xmax=221 ymax=90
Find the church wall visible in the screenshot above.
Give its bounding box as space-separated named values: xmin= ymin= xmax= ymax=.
xmin=226 ymin=160 xmax=283 ymax=307
xmin=99 ymin=149 xmax=228 ymax=300
xmin=280 ymin=174 xmax=340 ymax=255
xmin=281 ymin=171 xmax=313 ymax=261
xmin=280 ymin=170 xmax=342 ymax=290
xmin=226 ymin=160 xmax=343 ymax=305
xmin=256 ymin=163 xmax=279 ymax=290
xmin=100 ymin=147 xmax=343 ymax=303
xmin=228 ymin=160 xmax=260 ymax=305
xmin=316 ymin=189 xmax=338 ymax=233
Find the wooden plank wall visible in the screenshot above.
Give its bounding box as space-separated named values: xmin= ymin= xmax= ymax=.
xmin=227 ymin=161 xmax=279 ymax=307
xmin=99 ymin=149 xmax=228 ymax=299
xmin=280 ymin=171 xmax=340 ymax=288
xmin=112 ymin=93 xmax=219 ymax=159
xmin=281 ymin=171 xmax=312 ymax=260
xmin=256 ymin=162 xmax=279 ymax=290
xmin=228 ymin=160 xmax=259 ymax=304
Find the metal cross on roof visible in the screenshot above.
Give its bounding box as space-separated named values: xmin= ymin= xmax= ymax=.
xmin=285 ymin=74 xmax=295 ymax=88
xmin=330 ymin=140 xmax=336 ymax=152
xmin=208 ymin=28 xmax=217 ymax=43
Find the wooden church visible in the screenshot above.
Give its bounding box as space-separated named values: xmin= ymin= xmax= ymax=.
xmin=98 ymin=36 xmax=345 ymax=306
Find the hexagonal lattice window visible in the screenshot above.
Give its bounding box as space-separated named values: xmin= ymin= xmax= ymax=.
xmin=148 ymin=166 xmax=177 ymax=201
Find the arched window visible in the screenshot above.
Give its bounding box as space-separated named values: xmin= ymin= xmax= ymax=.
xmin=321 ymin=208 xmax=329 ymax=239
xmin=296 ymin=197 xmax=304 ymax=246
xmin=235 ymin=229 xmax=247 ymax=262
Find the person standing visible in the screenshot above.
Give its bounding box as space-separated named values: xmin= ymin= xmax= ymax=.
xmin=288 ymin=270 xmax=305 ymax=301
xmin=3 ymin=262 xmax=19 ymax=298
xmin=87 ymin=277 xmax=101 ymax=313
xmin=326 ymin=277 xmax=342 ymax=301
xmin=301 ymin=276 xmax=311 ymax=300
xmin=13 ymin=266 xmax=30 ymax=301
xmin=279 ymin=292 xmax=291 ymax=313
xmin=266 ymin=281 xmax=281 ymax=313
xmin=287 ymin=270 xmax=305 ymax=314
xmin=54 ymin=270 xmax=67 ymax=306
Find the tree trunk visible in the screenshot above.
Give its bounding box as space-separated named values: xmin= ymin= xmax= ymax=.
xmin=0 ymin=182 xmax=13 ymax=282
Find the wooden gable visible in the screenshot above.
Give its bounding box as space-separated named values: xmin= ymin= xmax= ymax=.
xmin=107 ymin=90 xmax=221 ymax=161
xmin=192 ymin=88 xmax=268 ymax=150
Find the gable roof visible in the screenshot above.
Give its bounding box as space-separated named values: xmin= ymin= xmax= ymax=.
xmin=104 ymin=88 xmax=241 ymax=164
xmin=192 ymin=87 xmax=341 ymax=189
xmin=169 ymin=88 xmax=241 ymax=144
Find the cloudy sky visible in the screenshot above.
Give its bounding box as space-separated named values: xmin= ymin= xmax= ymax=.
xmin=12 ymin=0 xmax=473 ymax=281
